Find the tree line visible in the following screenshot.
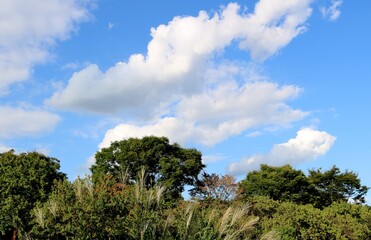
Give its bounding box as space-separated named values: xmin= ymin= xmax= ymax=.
xmin=0 ymin=136 xmax=370 ymax=239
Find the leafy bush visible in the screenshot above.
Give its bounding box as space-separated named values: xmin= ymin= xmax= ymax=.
xmin=251 ymin=196 xmax=371 ymax=240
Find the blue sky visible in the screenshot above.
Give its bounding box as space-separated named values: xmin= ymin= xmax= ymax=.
xmin=1 ymin=0 xmax=371 ymax=192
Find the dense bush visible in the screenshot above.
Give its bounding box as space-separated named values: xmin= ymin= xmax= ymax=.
xmin=250 ymin=196 xmax=371 ymax=239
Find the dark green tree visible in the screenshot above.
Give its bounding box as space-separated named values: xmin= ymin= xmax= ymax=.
xmin=240 ymin=164 xmax=312 ymax=204
xmin=308 ymin=166 xmax=368 ymax=208
xmin=0 ymin=150 xmax=65 ymax=239
xmin=91 ymin=136 xmax=204 ymax=201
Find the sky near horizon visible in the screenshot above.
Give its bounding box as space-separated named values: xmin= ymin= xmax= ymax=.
xmin=1 ymin=0 xmax=370 ymax=190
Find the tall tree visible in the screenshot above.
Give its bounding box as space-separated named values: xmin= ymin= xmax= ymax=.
xmin=240 ymin=164 xmax=312 ymax=204
xmin=0 ymin=150 xmax=65 ymax=239
xmin=308 ymin=166 xmax=368 ymax=208
xmin=91 ymin=136 xmax=205 ymax=201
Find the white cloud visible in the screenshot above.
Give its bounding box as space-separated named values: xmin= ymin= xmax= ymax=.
xmin=108 ymin=22 xmax=115 ymax=30
xmin=0 ymin=144 xmax=50 ymax=155
xmin=35 ymin=147 xmax=51 ymax=156
xmin=61 ymin=62 xmax=90 ymax=71
xmin=73 ymin=129 xmax=99 ymax=139
xmin=202 ymin=154 xmax=225 ymax=164
xmin=0 ymin=0 xmax=92 ymax=94
xmin=0 ymin=106 xmax=60 ymax=138
xmin=99 ymin=81 xmax=307 ymax=148
xmin=176 ymin=81 xmax=305 ymax=128
xmin=227 ymin=128 xmax=336 ymax=176
xmin=321 ymin=0 xmax=343 ymax=21
xmin=0 ymin=144 xmax=12 ymax=153
xmin=78 ymin=155 xmax=96 ymax=178
xmin=47 ymin=1 xmax=313 ymax=115
xmin=99 ymin=118 xmax=190 ymax=149
xmin=247 ymin=131 xmax=264 ymax=138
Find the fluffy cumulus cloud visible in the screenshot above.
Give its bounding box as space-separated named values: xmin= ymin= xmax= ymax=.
xmin=0 ymin=0 xmax=91 ymax=94
xmin=0 ymin=106 xmax=60 ymax=138
xmin=47 ymin=0 xmax=313 ymax=115
xmin=49 ymin=0 xmax=315 ymax=152
xmin=321 ymin=0 xmax=343 ymax=21
xmin=75 ymin=0 xmax=324 ymax=172
xmin=99 ymin=82 xmax=307 ymax=147
xmin=227 ymin=128 xmax=336 ymax=176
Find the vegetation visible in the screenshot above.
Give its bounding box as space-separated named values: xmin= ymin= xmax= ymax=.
xmin=91 ymin=136 xmax=204 ymax=202
xmin=241 ymin=164 xmax=368 ymax=208
xmin=190 ymin=173 xmax=240 ymax=202
xmin=308 ymin=166 xmax=368 ymax=207
xmin=250 ymin=196 xmax=371 ymax=239
xmin=0 ymin=136 xmax=370 ymax=239
xmin=0 ymin=151 xmax=65 ymax=239
xmin=241 ymin=164 xmax=312 ymax=204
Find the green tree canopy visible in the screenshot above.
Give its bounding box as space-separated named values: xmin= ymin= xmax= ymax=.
xmin=0 ymin=150 xmax=65 ymax=239
xmin=308 ymin=166 xmax=368 ymax=208
xmin=91 ymin=136 xmax=205 ymax=201
xmin=241 ymin=164 xmax=369 ymax=208
xmin=240 ymin=165 xmax=312 ymax=204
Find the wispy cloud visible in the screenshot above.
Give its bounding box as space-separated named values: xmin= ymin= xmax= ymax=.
xmin=108 ymin=22 xmax=115 ymax=30
xmin=202 ymin=154 xmax=225 ymax=164
xmin=321 ymin=0 xmax=343 ymax=21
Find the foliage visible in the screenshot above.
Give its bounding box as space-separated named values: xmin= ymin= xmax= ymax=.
xmin=191 ymin=173 xmax=240 ymax=202
xmin=322 ymin=201 xmax=371 ymax=239
xmin=308 ymin=166 xmax=369 ymax=208
xmin=31 ymin=169 xmax=259 ymax=240
xmin=250 ymin=195 xmax=371 ymax=239
xmin=124 ymin=169 xmax=167 ymax=240
xmin=31 ymin=174 xmax=363 ymax=240
xmin=91 ymin=136 xmax=204 ymax=202
xmin=167 ymin=201 xmax=259 ymax=240
xmin=241 ymin=164 xmax=369 ymax=208
xmin=1 ymin=145 xmax=371 ymax=239
xmin=0 ymin=150 xmax=65 ymax=239
xmin=30 ymin=176 xmax=132 ymax=239
xmin=241 ymin=164 xmax=312 ymax=204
